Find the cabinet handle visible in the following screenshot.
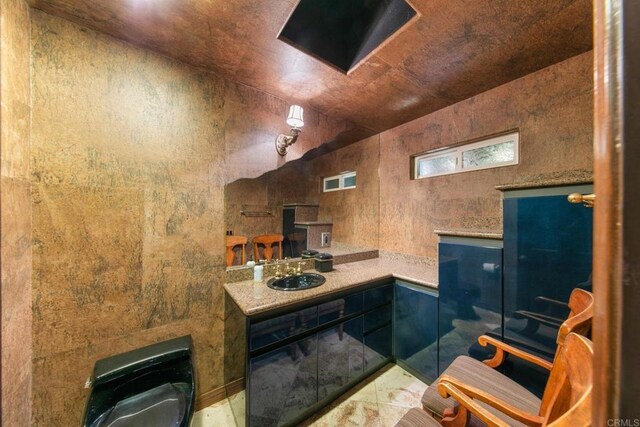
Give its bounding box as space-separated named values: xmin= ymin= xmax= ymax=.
xmin=567 ymin=193 xmax=595 ymax=208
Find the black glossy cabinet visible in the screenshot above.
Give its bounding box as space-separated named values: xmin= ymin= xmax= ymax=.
xmin=394 ymin=281 xmax=438 ymax=383
xmin=503 ymin=189 xmax=593 ymax=396
xmin=246 ymin=283 xmax=394 ymax=426
xmin=249 ymin=333 xmax=318 ymax=426
xmin=318 ymin=316 xmax=364 ymax=400
xmin=438 ymin=241 xmax=503 ymax=372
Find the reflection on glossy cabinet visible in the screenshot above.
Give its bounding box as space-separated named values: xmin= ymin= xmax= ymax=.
xmin=503 ymin=193 xmax=593 ymax=358
xmin=394 ymin=282 xmax=438 ymax=383
xmin=364 ymin=323 xmax=392 ymax=372
xmin=245 ymin=282 xmax=397 ymax=426
xmin=249 ymin=334 xmax=318 ymax=427
xmin=318 ymin=316 xmax=364 ymax=401
xmin=438 ymin=241 xmax=503 ymax=372
xmin=503 ymin=190 xmax=593 ymax=396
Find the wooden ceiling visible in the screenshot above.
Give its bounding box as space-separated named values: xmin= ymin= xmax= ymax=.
xmin=28 ymin=0 xmax=593 ymax=136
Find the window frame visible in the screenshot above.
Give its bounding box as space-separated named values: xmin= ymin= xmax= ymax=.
xmin=412 ymin=131 xmax=519 ymax=180
xmin=323 ymin=171 xmax=357 ymax=192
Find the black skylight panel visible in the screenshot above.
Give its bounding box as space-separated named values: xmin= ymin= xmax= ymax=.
xmin=279 ymin=0 xmax=417 ymax=73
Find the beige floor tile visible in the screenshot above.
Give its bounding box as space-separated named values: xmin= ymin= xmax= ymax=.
xmin=308 ymin=400 xmax=381 ymax=427
xmin=348 ymin=380 xmax=379 ymax=404
xmin=191 ymin=399 xmax=237 ymax=427
xmin=375 ymin=366 xmax=428 ymax=407
xmin=193 ymin=365 xmax=428 ymax=426
xmin=378 ymin=403 xmax=413 ymax=427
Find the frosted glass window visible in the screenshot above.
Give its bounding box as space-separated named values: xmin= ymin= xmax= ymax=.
xmin=412 ymin=131 xmax=519 ymax=179
xmin=416 ymin=153 xmax=457 ymax=178
xmin=462 ymin=141 xmax=515 ymax=168
xmin=323 ymin=177 xmax=340 ymax=191
xmin=323 ymin=171 xmax=356 ymax=192
xmin=342 ymin=174 xmax=356 ymax=188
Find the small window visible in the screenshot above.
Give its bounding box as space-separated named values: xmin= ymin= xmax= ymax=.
xmin=323 ymin=171 xmax=356 ymax=192
xmin=413 ymin=131 xmax=519 ymax=179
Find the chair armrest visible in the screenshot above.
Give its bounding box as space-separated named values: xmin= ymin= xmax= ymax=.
xmin=437 ymin=381 xmax=509 ymax=427
xmin=478 ymin=335 xmax=554 ymax=370
xmin=438 ymin=375 xmax=544 ymax=427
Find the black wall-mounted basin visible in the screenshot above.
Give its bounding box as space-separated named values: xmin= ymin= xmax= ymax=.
xmin=267 ymin=273 xmax=326 ymax=291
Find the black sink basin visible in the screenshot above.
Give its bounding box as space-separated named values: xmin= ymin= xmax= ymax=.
xmin=267 ymin=273 xmax=326 ymax=291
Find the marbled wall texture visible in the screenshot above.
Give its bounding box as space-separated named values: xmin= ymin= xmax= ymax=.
xmin=1 ymin=0 xmax=33 ymax=425
xmin=28 ymin=10 xmax=350 ymax=426
xmin=378 ymin=51 xmax=594 ymax=259
xmin=295 ymin=135 xmax=380 ymax=249
xmin=234 ymin=52 xmax=594 ymax=262
xmin=226 ymin=135 xmax=380 ymax=253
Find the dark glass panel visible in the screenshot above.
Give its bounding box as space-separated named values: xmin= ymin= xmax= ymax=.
xmin=318 ymin=292 xmax=364 ymax=325
xmin=318 ymin=316 xmax=364 ymax=401
xmin=249 ymin=334 xmax=318 ymax=427
xmin=394 ymin=282 xmax=438 ymax=383
xmin=438 ymin=242 xmax=503 ymax=373
xmin=249 ymin=306 xmax=317 ymax=351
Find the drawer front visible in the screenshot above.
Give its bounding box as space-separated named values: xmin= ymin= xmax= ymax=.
xmin=364 ymin=304 xmax=392 ymax=333
xmin=249 ymin=334 xmax=318 ymax=426
xmin=364 ymin=284 xmax=393 ymax=309
xmin=250 ymin=306 xmax=318 ymax=351
xmin=318 ymin=292 xmax=364 ymax=326
xmin=364 ymin=324 xmax=392 ymax=372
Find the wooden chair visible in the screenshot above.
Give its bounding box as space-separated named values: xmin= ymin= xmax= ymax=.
xmin=252 ymin=234 xmax=283 ymax=262
xmin=421 ymin=288 xmax=593 ymax=426
xmin=396 ymin=332 xmax=593 ymax=427
xmin=225 ymin=236 xmax=248 ymax=267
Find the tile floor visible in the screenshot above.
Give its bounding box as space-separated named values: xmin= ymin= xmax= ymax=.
xmin=192 ymin=364 xmax=428 ymax=427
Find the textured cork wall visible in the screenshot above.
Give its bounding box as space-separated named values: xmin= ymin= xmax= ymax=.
xmin=378 ymin=52 xmax=594 ymax=259
xmin=28 ymin=10 xmax=351 ymax=426
xmin=1 ymin=0 xmax=33 ymax=425
xmin=230 ymin=52 xmax=594 ymax=261
xmin=226 ymin=135 xmax=381 ymax=252
xmin=309 ymin=135 xmax=380 ymax=249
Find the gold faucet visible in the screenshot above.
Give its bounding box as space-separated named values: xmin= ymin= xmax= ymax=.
xmin=274 ymin=264 xmax=283 ymax=279
xmin=296 ymin=262 xmax=303 ymax=275
xmin=285 ymin=262 xmax=297 ymax=277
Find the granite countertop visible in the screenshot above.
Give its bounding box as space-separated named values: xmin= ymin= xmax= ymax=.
xmin=434 ymin=229 xmax=503 ymax=240
xmin=294 ymin=221 xmax=333 ymax=226
xmin=224 ymin=257 xmax=438 ymax=316
xmin=495 ymin=171 xmax=593 ymax=191
xmin=283 ymin=203 xmax=319 ymax=207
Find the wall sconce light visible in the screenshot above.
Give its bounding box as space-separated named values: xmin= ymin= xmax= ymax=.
xmin=276 ymin=105 xmax=304 ymax=156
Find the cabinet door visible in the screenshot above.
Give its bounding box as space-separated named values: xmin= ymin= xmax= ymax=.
xmin=503 ymin=190 xmax=593 ymax=396
xmin=438 ymin=242 xmax=502 ymax=373
xmin=249 ymin=334 xmax=318 ymax=427
xmin=504 ymin=193 xmax=593 ymax=357
xmin=250 ymin=306 xmax=317 ymax=352
xmin=363 ymin=304 xmax=393 ymax=372
xmin=317 ymin=316 xmax=364 ymax=401
xmin=394 ymin=282 xmax=438 ymax=383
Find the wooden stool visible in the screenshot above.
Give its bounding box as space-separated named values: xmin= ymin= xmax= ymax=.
xmin=252 ymin=234 xmax=284 ymax=262
xmin=226 ymin=236 xmax=248 ymax=267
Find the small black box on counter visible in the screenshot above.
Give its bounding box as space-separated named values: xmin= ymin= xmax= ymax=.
xmin=314 ymin=253 xmax=333 ymax=272
xmin=301 ymin=250 xmax=319 ymax=259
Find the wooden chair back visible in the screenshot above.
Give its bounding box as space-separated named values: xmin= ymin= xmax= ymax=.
xmin=252 ymin=234 xmax=283 ymax=261
xmin=539 ymin=288 xmax=593 ymax=415
xmin=543 ymin=333 xmax=593 ymax=426
xmin=556 ymin=288 xmax=594 ymax=346
xmin=225 ymin=236 xmax=248 ymax=267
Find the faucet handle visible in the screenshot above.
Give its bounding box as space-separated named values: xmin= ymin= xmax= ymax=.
xmin=274 ymin=265 xmax=283 ymax=279
xmin=284 ymin=262 xmax=292 ymax=276
xmin=296 ymin=262 xmax=303 ymax=275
